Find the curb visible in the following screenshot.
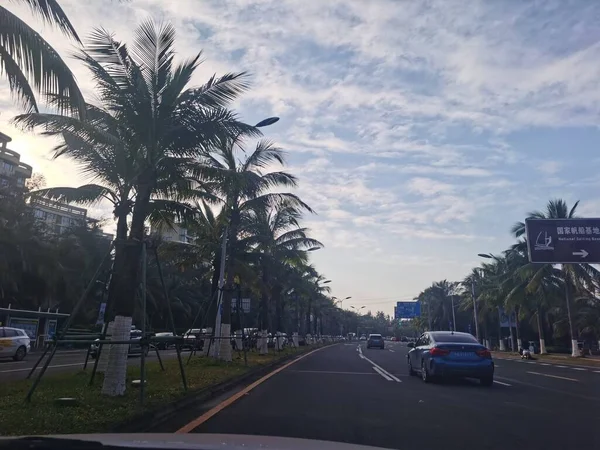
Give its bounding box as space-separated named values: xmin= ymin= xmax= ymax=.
xmin=110 ymin=343 xmax=335 ymax=433
xmin=492 ymin=352 xmax=600 ymax=368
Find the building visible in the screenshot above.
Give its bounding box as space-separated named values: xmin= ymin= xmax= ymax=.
xmin=0 ymin=131 xmax=33 ymax=193
xmin=152 ymin=223 xmax=195 ymax=244
xmin=30 ymin=196 xmax=88 ymax=235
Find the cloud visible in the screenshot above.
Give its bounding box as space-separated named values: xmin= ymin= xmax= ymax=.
xmin=1 ymin=0 xmax=598 ymax=314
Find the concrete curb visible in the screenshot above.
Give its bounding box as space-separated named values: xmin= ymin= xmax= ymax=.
xmin=110 ymin=343 xmax=335 ymax=433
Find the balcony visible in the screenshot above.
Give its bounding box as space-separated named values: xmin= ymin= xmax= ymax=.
xmin=0 ymin=148 xmax=20 ymax=165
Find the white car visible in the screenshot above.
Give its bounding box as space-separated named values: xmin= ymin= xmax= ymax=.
xmin=0 ymin=327 xmax=31 ymax=361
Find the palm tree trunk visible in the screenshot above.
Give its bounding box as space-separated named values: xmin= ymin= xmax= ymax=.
xmin=259 ymin=264 xmax=269 ymax=355
xmin=564 ymin=278 xmax=579 ymax=357
xmin=101 ymin=185 xmax=150 ymax=396
xmin=218 ymin=216 xmax=239 ymax=362
xmin=514 ymin=307 xmax=522 ymax=351
xmin=536 ymin=308 xmax=547 ymax=354
xmin=205 ymin=256 xmax=220 ymax=329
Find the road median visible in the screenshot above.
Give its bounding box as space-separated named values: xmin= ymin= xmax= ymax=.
xmin=492 ymin=351 xmax=600 ymax=367
xmin=0 ymin=344 xmax=327 ymax=436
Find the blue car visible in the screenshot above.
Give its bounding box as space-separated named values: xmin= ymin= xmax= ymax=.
xmin=407 ymin=331 xmax=494 ymax=386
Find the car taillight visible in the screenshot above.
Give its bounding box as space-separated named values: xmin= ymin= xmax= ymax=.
xmin=429 ymin=347 xmax=450 ymax=356
xmin=476 ymin=349 xmax=492 ymax=359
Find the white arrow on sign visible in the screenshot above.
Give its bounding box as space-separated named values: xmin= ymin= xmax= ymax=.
xmin=573 ymin=249 xmax=589 ymax=258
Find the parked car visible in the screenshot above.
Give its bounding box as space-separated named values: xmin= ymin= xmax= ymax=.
xmin=407 ymin=331 xmax=494 ymax=386
xmin=0 ymin=327 xmax=31 ymax=361
xmin=366 ymin=333 xmax=385 ymax=349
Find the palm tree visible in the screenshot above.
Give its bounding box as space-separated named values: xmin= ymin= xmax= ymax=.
xmin=1 ymin=0 xmax=84 ymax=115
xmin=196 ymin=137 xmax=310 ymax=360
xmin=241 ymin=199 xmax=321 ymax=348
xmin=14 ymin=20 xmax=254 ymax=395
xmin=511 ymin=199 xmax=600 ymax=356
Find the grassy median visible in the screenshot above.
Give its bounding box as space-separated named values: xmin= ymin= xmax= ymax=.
xmin=0 ymin=346 xmax=314 ymax=436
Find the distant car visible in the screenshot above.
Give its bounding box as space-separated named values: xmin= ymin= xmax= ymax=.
xmin=359 ymin=335 xmax=367 ymax=341
xmin=0 ymin=327 xmax=31 ymax=361
xmin=407 ymin=331 xmax=494 ymax=386
xmin=366 ymin=333 xmax=385 ymax=349
xmin=90 ymin=329 xmax=149 ymax=359
xmin=154 ymin=332 xmax=175 ymax=350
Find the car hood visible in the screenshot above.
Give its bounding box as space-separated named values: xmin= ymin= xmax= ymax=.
xmin=11 ymin=434 xmax=392 ymax=450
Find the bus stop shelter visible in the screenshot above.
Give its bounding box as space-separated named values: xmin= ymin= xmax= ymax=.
xmin=0 ymin=305 xmax=69 ymax=349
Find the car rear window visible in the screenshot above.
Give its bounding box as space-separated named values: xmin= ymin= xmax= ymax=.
xmin=432 ymin=334 xmax=478 ymax=343
xmin=369 ymin=335 xmax=382 ymax=339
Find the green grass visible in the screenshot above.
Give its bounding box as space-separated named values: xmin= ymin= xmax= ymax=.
xmin=0 ymin=346 xmax=312 ymax=436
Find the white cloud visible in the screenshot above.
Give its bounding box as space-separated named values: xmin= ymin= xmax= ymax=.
xmin=2 ymin=0 xmax=599 ymax=314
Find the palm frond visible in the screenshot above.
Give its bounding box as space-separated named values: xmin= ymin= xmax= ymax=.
xmin=0 ymin=5 xmax=85 ymax=116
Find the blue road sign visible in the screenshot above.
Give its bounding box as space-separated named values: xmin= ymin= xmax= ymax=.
xmin=525 ymin=218 xmax=600 ymax=263
xmin=395 ymin=301 xmax=421 ymax=319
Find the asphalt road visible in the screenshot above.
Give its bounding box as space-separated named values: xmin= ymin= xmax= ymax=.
xmin=170 ymin=341 xmax=600 ymax=450
xmin=0 ymin=348 xmax=185 ymax=381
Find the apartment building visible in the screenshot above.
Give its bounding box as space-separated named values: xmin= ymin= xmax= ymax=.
xmin=152 ymin=222 xmax=195 ymax=244
xmin=0 ymin=131 xmax=33 ymax=193
xmin=30 ymin=196 xmax=88 ymax=235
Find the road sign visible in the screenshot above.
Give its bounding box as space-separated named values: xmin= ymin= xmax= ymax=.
xmin=525 ymin=218 xmax=600 ymax=263
xmin=395 ymin=301 xmax=420 ymax=319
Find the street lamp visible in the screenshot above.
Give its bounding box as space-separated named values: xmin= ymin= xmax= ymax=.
xmin=255 ymin=117 xmax=280 ymax=128
xmin=212 ymin=116 xmax=280 ymax=360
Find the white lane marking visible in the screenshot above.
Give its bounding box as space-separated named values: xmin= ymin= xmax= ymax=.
xmin=540 ymin=363 xmax=550 ymax=366
xmin=493 ymin=380 xmax=512 ymax=386
xmin=290 ymin=370 xmax=376 ymax=375
xmin=555 ymin=365 xmax=566 ymax=368
xmin=389 ymin=349 xmax=395 ymax=353
xmin=571 ymin=367 xmax=587 ymax=371
xmin=526 ymin=371 xmax=578 ymax=382
xmin=594 ymin=371 xmax=600 ymax=374
xmin=373 ymin=366 xmax=393 ymax=381
xmin=358 ymin=345 xmax=401 ymax=382
xmin=0 ymin=363 xmax=82 ymax=373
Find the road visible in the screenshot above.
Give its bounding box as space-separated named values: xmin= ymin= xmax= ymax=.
xmin=167 ymin=341 xmax=600 ymax=450
xmin=0 ymin=348 xmax=185 ymax=382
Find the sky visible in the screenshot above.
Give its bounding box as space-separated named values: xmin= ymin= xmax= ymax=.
xmin=3 ymin=0 xmax=600 ymax=316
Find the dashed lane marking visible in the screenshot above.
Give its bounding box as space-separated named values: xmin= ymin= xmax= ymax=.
xmin=493 ymin=380 xmax=512 ymax=386
xmin=526 ymin=371 xmax=578 ymax=382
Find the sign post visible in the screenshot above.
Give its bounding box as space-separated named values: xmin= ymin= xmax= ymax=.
xmin=525 ymin=218 xmax=600 ymax=263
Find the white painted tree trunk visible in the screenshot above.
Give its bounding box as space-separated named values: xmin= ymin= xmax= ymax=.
xmin=499 ymin=338 xmax=506 ymax=351
xmin=292 ymin=332 xmax=299 ymax=348
xmin=517 ymin=338 xmax=523 ymax=351
xmin=101 ymin=315 xmax=132 ymax=396
xmin=275 ymin=332 xmax=283 ymax=351
xmin=571 ymin=339 xmax=580 ymax=357
xmin=539 ymin=338 xmax=547 ymax=354
xmin=484 ymin=339 xmax=490 ymax=349
xmin=218 ymin=324 xmax=232 ymax=362
xmin=97 ymin=321 xmax=114 ymax=373
xmin=235 ymin=330 xmax=243 ymax=351
xmin=202 ymin=327 xmax=212 ymax=356
xmin=259 ymin=330 xmax=268 ymax=355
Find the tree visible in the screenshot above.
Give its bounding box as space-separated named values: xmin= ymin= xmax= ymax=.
xmin=511 ymin=199 xmax=600 ymax=356
xmin=196 ymin=137 xmax=309 ymax=360
xmin=14 ymin=20 xmax=254 ymax=395
xmin=1 ymin=0 xmax=84 ymax=115
xmin=241 ymin=199 xmax=321 ymax=340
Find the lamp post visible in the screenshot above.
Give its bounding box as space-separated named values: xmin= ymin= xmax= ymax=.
xmin=351 ymin=305 xmax=366 ymax=336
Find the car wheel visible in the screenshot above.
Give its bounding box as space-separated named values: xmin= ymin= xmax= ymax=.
xmin=13 ymin=346 xmax=26 ymax=361
xmin=408 ymin=358 xmax=415 ymax=376
xmin=421 ymin=360 xmax=430 ymax=383
xmin=480 ymin=376 xmax=494 ymax=387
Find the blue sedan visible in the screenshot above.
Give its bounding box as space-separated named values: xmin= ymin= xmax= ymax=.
xmin=407 ymin=331 xmax=494 ymax=386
